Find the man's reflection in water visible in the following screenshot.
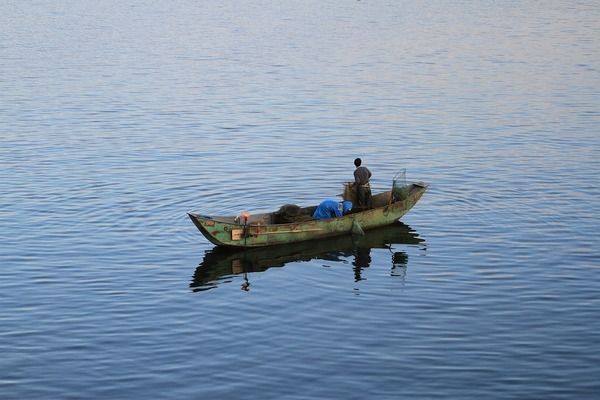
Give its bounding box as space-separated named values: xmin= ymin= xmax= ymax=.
xmin=352 ymin=247 xmax=409 ymax=282
xmin=391 ymin=251 xmax=408 ymax=281
xmin=352 ymin=247 xmax=372 ymax=282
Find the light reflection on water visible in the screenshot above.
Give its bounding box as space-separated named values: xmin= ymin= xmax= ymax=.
xmin=2 ymin=1 xmax=600 ymax=399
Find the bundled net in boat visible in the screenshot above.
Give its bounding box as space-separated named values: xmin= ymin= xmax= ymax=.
xmin=392 ymin=169 xmax=409 ymax=201
xmin=343 ymin=182 xmax=357 ymax=203
xmin=274 ymin=204 xmax=314 ymax=224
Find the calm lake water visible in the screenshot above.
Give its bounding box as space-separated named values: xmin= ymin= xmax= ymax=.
xmin=2 ymin=1 xmax=600 ymax=399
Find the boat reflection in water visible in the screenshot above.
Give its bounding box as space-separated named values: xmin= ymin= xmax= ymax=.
xmin=190 ymin=222 xmax=426 ymax=292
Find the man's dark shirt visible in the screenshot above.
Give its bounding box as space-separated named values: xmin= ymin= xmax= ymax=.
xmin=354 ymin=166 xmax=372 ymax=185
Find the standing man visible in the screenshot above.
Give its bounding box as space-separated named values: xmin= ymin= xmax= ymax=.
xmin=354 ymin=158 xmax=372 ymax=209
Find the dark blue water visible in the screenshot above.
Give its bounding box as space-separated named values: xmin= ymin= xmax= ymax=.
xmin=2 ymin=1 xmax=600 ymax=399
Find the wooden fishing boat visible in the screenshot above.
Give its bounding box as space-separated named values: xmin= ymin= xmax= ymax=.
xmin=188 ymin=181 xmax=427 ymax=248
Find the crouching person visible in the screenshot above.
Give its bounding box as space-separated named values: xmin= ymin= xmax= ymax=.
xmin=312 ymin=200 xmax=353 ymax=220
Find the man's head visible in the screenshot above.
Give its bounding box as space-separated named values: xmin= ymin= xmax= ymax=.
xmin=354 ymin=158 xmax=362 ymax=167
xmin=342 ymin=201 xmax=353 ymax=214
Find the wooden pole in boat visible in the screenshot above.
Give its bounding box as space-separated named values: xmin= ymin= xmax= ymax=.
xmin=241 ymin=211 xmax=250 ymax=248
xmin=233 ymin=211 xmax=251 ymax=290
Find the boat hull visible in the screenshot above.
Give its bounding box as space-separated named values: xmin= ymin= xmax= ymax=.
xmin=189 ymin=183 xmax=427 ymax=248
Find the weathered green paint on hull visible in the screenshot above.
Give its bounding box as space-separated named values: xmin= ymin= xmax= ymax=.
xmin=189 ymin=183 xmax=427 ymax=248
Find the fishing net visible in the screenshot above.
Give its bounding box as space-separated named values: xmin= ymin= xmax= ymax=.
xmin=392 ymin=169 xmax=409 ymax=201
xmin=343 ymin=182 xmax=357 ymax=203
xmin=344 ymin=181 xmax=372 ymax=209
xmin=274 ymin=204 xmax=315 ymax=223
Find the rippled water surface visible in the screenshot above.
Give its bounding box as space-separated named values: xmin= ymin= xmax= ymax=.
xmin=2 ymin=1 xmax=600 ymax=399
